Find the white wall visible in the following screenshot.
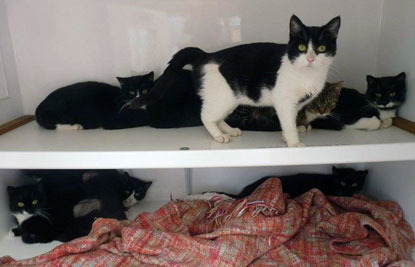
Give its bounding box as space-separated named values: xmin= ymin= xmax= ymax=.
xmin=3 ymin=0 xmax=383 ymax=114
xmin=376 ymin=0 xmax=415 ymax=121
xmin=0 ymin=0 xmax=23 ymax=124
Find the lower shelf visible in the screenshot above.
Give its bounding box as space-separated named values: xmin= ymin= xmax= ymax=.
xmin=0 ymin=201 xmax=166 ymax=260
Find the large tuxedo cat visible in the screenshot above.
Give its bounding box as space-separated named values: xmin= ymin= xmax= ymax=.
xmin=35 ymin=73 xmax=154 ymax=130
xmin=312 ymin=73 xmax=406 ymax=130
xmin=132 ymin=15 xmax=341 ymax=147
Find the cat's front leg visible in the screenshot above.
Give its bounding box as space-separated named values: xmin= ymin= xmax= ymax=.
xmin=275 ymin=102 xmax=304 ymax=147
xmin=380 ymin=118 xmax=393 ymax=129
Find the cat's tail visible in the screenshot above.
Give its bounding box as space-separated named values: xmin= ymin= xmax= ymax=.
xmin=128 ymin=47 xmax=207 ymax=109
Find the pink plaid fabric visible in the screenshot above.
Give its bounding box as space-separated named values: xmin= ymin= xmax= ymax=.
xmin=1 ymin=178 xmax=414 ymax=267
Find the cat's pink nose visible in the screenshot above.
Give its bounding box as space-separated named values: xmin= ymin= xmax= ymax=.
xmin=307 ymin=56 xmax=315 ymax=63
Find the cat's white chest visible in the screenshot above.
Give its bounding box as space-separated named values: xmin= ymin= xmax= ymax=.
xmin=274 ymin=56 xmax=328 ymax=102
xmin=379 ymin=109 xmax=396 ymax=120
xmin=13 ymin=211 xmax=33 ymax=225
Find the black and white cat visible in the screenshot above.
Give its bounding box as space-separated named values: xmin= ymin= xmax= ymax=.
xmin=131 ymin=15 xmax=341 ymax=147
xmin=35 ymin=73 xmax=154 ymax=130
xmin=222 ymin=166 xmax=368 ymax=199
xmin=312 ymin=73 xmax=406 ymax=131
xmin=7 ymin=170 xmax=152 ymax=243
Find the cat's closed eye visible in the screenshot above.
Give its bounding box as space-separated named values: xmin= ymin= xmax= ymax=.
xmin=129 ymin=91 xmax=135 ymax=95
xmin=352 ymin=183 xmax=358 ymax=187
xmin=389 ymin=92 xmax=396 ymax=97
xmin=375 ymin=93 xmax=381 ymax=98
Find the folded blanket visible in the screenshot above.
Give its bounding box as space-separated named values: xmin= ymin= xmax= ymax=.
xmin=1 ymin=178 xmax=414 ymax=267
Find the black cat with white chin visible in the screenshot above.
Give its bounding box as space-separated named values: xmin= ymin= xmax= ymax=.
xmin=35 ymin=72 xmax=154 ymax=130
xmin=222 ymin=166 xmax=367 ymax=199
xmin=312 ymin=72 xmax=406 ymax=131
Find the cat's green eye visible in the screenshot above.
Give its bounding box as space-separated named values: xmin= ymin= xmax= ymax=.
xmin=298 ymin=44 xmax=307 ymax=52
xmin=143 ymin=89 xmax=148 ymax=94
xmin=389 ymin=92 xmax=396 ymax=97
xmin=32 ymin=200 xmax=38 ymax=205
xmin=375 ymin=93 xmax=381 ymax=98
xmin=317 ymin=45 xmax=326 ymax=53
xmin=17 ymin=202 xmax=24 ymax=207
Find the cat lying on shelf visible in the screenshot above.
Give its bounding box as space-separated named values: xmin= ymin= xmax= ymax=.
xmin=217 ymin=166 xmax=367 ymax=199
xmin=35 ymin=72 xmax=154 ymax=130
xmin=312 ymin=72 xmax=407 ymax=131
xmin=7 ymin=170 xmax=152 ymax=243
xmin=130 ymin=15 xmax=341 ymax=147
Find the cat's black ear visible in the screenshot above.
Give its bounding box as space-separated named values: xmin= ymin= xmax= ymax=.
xmin=289 ymin=15 xmax=306 ymax=39
xmin=144 ymin=181 xmax=152 ymax=190
xmin=145 ymin=72 xmax=154 ymax=81
xmin=323 ymin=16 xmax=341 ymax=38
xmin=360 ymin=170 xmax=369 ymax=178
xmin=7 ymin=186 xmax=15 ymax=195
xmin=366 ymin=75 xmax=376 ymax=85
xmin=396 ymin=72 xmax=406 ymax=82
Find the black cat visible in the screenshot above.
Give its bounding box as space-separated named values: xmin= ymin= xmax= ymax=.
xmin=224 ymin=166 xmax=367 ymax=199
xmin=35 ymin=72 xmax=154 ymax=130
xmin=8 ymin=170 xmax=152 ymax=243
xmin=312 ymin=73 xmax=406 ymax=130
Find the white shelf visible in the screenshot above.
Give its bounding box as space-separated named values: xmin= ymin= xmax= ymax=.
xmin=0 ymin=200 xmax=166 ymax=260
xmin=0 ymin=121 xmax=414 ymax=169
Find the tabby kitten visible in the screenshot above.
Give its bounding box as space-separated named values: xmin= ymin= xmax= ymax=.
xmin=226 ymin=81 xmax=343 ymax=132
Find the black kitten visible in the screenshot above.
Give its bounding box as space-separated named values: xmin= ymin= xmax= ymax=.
xmin=227 ymin=166 xmax=367 ymax=199
xmin=126 ymin=69 xmax=202 ymax=128
xmin=35 ymin=72 xmax=153 ymax=130
xmin=7 ymin=183 xmax=60 ymax=243
xmin=312 ymin=72 xmax=406 ymax=130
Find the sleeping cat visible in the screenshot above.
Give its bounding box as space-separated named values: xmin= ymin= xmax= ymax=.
xmin=312 ymin=73 xmax=406 ymax=130
xmin=35 ymin=72 xmax=154 ymax=130
xmin=131 ymin=15 xmax=341 ymax=147
xmin=8 ymin=170 xmax=152 ymax=243
xmin=226 ymin=81 xmax=343 ymax=132
xmin=223 ymin=166 xmax=367 ymax=199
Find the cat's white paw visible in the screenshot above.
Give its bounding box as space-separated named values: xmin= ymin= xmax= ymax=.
xmin=228 ymin=128 xmax=242 ymax=137
xmin=297 ymin=126 xmax=307 ymax=133
xmin=289 ymin=142 xmax=306 ymax=147
xmin=56 ymin=124 xmax=84 ymax=130
xmin=306 ymin=125 xmax=312 ymax=131
xmin=214 ymin=134 xmax=231 ymax=143
xmin=8 ymin=229 xmax=16 ymax=238
xmin=380 ymin=118 xmax=393 ymax=129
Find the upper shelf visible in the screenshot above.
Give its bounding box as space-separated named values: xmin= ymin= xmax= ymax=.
xmin=0 ymin=121 xmax=413 ymax=169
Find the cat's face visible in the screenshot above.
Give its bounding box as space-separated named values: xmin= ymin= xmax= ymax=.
xmin=331 ymin=167 xmax=368 ymax=197
xmin=120 ymin=173 xmax=152 ymax=208
xmin=306 ymin=81 xmax=343 ymax=115
xmin=117 ymin=72 xmax=154 ymax=100
xmin=287 ymin=15 xmax=340 ymax=68
xmin=7 ymin=183 xmax=49 ymax=218
xmin=366 ymin=72 xmax=406 ymax=109
xmin=287 ymin=15 xmax=340 ymax=69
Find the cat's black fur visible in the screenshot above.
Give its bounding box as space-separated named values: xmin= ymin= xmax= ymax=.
xmin=144 ymin=69 xmax=202 ymax=128
xmin=35 ymin=73 xmax=154 ymax=130
xmin=225 ymin=167 xmax=367 ymax=199
xmin=312 ymin=73 xmax=406 ymax=130
xmin=8 ymin=170 xmax=152 ymax=243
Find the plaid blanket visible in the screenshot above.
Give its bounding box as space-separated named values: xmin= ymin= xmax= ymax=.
xmin=1 ymin=178 xmax=414 ymax=267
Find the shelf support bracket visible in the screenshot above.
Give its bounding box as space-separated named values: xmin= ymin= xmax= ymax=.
xmin=184 ymin=168 xmax=192 ymax=195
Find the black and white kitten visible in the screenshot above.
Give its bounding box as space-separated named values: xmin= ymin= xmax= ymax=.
xmin=35 ymin=72 xmax=154 ymax=130
xmin=131 ymin=15 xmax=341 ymax=147
xmin=312 ymin=72 xmax=406 ymax=130
xmin=224 ymin=166 xmax=368 ymax=199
